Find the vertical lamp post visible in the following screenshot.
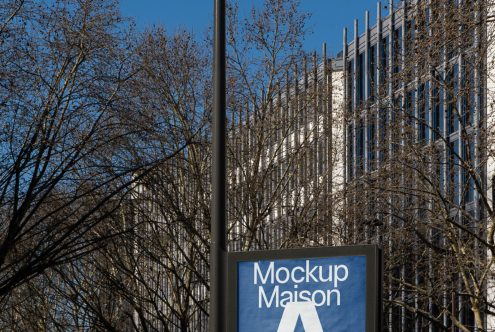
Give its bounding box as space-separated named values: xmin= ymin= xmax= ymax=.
xmin=210 ymin=0 xmax=226 ymax=331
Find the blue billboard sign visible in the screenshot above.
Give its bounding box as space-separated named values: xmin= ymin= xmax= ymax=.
xmin=228 ymin=246 xmax=381 ymax=332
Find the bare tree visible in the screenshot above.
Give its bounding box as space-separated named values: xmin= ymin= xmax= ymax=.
xmin=225 ymin=0 xmax=346 ymax=251
xmin=44 ymin=27 xmax=213 ymax=331
xmin=82 ymin=1 xmax=347 ymax=330
xmin=0 ymin=0 xmax=348 ymax=331
xmin=343 ymin=1 xmax=495 ymax=330
xmin=0 ymin=0 xmax=195 ymax=328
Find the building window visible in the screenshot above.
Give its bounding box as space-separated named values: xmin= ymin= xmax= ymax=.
xmin=405 ymin=20 xmax=415 ymax=84
xmin=356 ymin=120 xmax=364 ymax=176
xmin=405 ymin=90 xmax=415 ymax=141
xmin=380 ymin=36 xmax=389 ymax=95
xmin=357 ymin=52 xmax=365 ymax=105
xmin=460 ymin=0 xmax=475 ymax=49
xmin=379 ymin=109 xmax=388 ymax=163
xmin=368 ymin=112 xmax=376 ymax=171
xmin=446 ymin=63 xmax=459 ymax=135
xmin=461 ymin=57 xmax=475 ymax=127
xmin=369 ymin=44 xmax=377 ymax=102
xmin=448 ymin=140 xmax=459 ymax=204
xmin=462 ymin=139 xmax=475 ymax=203
xmin=431 ymin=146 xmax=445 ymax=195
xmin=393 ymin=27 xmax=403 ymax=90
xmin=347 ymin=124 xmax=354 ymax=180
xmin=405 ymin=20 xmax=415 ymax=55
xmin=347 ymin=59 xmax=355 ymax=113
xmin=432 ymin=86 xmax=443 ymax=141
xmin=417 ymin=82 xmax=429 ymax=142
xmin=391 ymin=96 xmax=402 ymax=155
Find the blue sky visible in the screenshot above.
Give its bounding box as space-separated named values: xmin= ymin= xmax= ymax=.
xmin=119 ymin=0 xmax=388 ymax=57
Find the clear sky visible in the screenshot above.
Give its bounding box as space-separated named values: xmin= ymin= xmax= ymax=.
xmin=120 ymin=0 xmax=389 ymax=57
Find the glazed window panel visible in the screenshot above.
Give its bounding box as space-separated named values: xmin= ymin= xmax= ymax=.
xmin=448 ymin=140 xmax=460 ymax=205
xmin=356 ymin=120 xmax=364 ymax=176
xmin=367 ymin=111 xmax=377 ymax=171
xmin=432 ymin=86 xmax=444 ymax=141
xmin=347 ymin=124 xmax=354 ymax=180
xmin=446 ymin=64 xmax=459 ymax=135
xmin=379 ymin=109 xmax=388 ymax=163
xmin=461 ymin=57 xmax=475 ymax=127
xmin=405 ymin=90 xmax=415 ymax=141
xmin=357 ymin=52 xmax=365 ymax=105
xmin=369 ymin=44 xmax=377 ymax=103
xmin=347 ymin=59 xmax=355 ymax=113
xmin=462 ymin=139 xmax=475 ymax=203
xmin=417 ymin=82 xmax=430 ymax=143
xmin=379 ymin=36 xmax=389 ymax=94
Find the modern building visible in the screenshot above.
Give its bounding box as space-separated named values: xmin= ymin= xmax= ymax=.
xmin=227 ymin=51 xmax=346 ymax=252
xmin=129 ymin=49 xmax=347 ymax=331
xmin=131 ymin=0 xmax=495 ymax=331
xmin=343 ymin=0 xmax=490 ymax=331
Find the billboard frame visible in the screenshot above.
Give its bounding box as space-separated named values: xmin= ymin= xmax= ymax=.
xmin=227 ymin=244 xmax=382 ymax=332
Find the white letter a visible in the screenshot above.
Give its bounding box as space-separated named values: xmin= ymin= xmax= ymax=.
xmin=277 ymin=302 xmax=324 ymax=332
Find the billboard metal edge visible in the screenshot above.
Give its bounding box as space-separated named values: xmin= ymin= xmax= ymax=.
xmin=227 ymin=244 xmax=382 ymax=332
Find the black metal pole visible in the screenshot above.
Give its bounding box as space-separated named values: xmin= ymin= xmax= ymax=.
xmin=210 ymin=0 xmax=226 ymax=331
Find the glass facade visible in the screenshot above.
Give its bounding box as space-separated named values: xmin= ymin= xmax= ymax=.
xmin=343 ymin=1 xmax=484 ymax=331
